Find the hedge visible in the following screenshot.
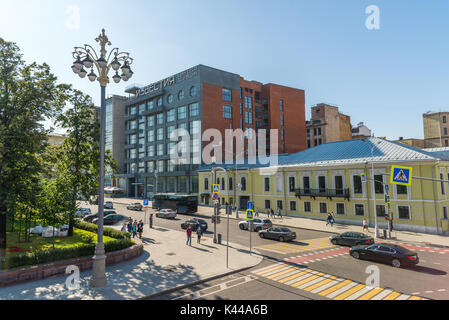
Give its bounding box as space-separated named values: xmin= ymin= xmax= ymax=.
xmin=0 ymin=222 xmax=133 ymax=271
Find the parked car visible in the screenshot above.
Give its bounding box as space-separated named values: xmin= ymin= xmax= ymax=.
xmin=156 ymin=209 xmax=177 ymax=219
xmin=127 ymin=202 xmax=143 ymax=211
xmin=93 ymin=214 xmax=128 ymax=226
xmin=330 ymin=232 xmax=375 ymax=247
xmin=239 ymin=219 xmax=272 ymax=232
xmin=181 ymin=218 xmax=208 ymax=232
xmin=259 ymin=227 xmax=297 ymax=242
xmin=83 ymin=210 xmax=116 ymax=223
xmin=104 ymin=201 xmax=114 ymax=209
xmin=75 ymin=208 xmax=91 ymax=218
xmin=350 ymin=243 xmax=419 ymax=268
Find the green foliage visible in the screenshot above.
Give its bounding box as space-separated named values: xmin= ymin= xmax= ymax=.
xmin=74 ymin=220 xmax=131 ymax=240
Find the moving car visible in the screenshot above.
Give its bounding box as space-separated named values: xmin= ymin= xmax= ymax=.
xmin=329 ymin=232 xmax=375 ymax=247
xmin=239 ymin=219 xmax=272 ymax=232
xmin=156 ymin=209 xmax=177 ymax=219
xmin=83 ymin=210 xmax=116 ymax=223
xmin=104 ymin=201 xmax=114 ymax=209
xmin=181 ymin=218 xmax=208 ymax=232
xmin=127 ymin=202 xmax=143 ymax=211
xmin=259 ymin=227 xmax=296 ymax=242
xmin=350 ymin=243 xmax=419 ymax=268
xmin=92 ymin=214 xmax=128 ymax=226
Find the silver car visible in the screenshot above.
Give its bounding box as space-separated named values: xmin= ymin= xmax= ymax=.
xmin=239 ymin=218 xmax=272 ymax=232
xmin=156 ymin=209 xmax=177 ymax=219
xmin=127 ymin=202 xmax=143 ymax=211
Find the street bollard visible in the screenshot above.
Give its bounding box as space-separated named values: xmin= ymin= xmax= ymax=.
xmin=217 ymin=233 xmax=222 ymax=245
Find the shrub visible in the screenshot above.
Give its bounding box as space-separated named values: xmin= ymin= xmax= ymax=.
xmin=74 ymin=221 xmax=131 ymax=240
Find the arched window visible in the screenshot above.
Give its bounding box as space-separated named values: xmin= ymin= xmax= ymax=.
xmin=221 ymin=178 xmax=226 ymax=191
xmin=229 ymin=177 xmax=233 ymax=191
xmin=204 ymin=178 xmax=209 ymax=191
xmin=241 ymin=177 xmax=247 ymax=191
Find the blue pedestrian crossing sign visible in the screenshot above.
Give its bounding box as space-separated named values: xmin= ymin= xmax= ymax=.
xmin=390 ymin=166 xmax=413 ymax=186
xmin=247 ymin=202 xmax=254 ymax=210
xmin=213 ymin=184 xmax=220 ymax=194
xmin=143 ymin=200 xmax=149 ymax=207
xmin=246 ymin=209 xmax=254 ymax=221
xmin=361 ymin=173 xmax=367 ymax=183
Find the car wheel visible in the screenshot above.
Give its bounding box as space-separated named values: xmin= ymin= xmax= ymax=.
xmin=331 ymin=239 xmax=338 ymax=245
xmin=239 ymin=224 xmax=245 ymax=230
xmin=392 ymin=259 xmax=401 ymax=268
xmin=279 ymin=236 xmax=284 ymax=242
xmin=260 ymin=233 xmax=264 ymax=238
xmin=255 ymin=227 xmax=261 ymax=232
xmin=351 ymin=251 xmax=360 ymax=259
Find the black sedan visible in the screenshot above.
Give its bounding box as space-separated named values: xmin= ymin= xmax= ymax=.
xmin=330 ymin=232 xmax=374 ymax=247
xmin=259 ymin=227 xmax=296 ymax=242
xmin=83 ymin=211 xmax=116 ymax=223
xmin=181 ymin=219 xmax=208 ymax=232
xmin=350 ymin=243 xmax=419 ymax=268
xmin=93 ymin=214 xmax=128 ymax=226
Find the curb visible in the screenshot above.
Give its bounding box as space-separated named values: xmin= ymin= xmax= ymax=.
xmin=138 ymin=264 xmax=257 ymax=300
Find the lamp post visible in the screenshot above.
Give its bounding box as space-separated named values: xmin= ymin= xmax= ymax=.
xmin=362 ymin=138 xmax=380 ymax=239
xmin=71 ymin=29 xmax=133 ymax=287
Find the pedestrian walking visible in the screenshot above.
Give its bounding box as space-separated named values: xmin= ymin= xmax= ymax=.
xmin=277 ymin=208 xmax=282 ymax=219
xmin=138 ymin=220 xmax=143 ymax=239
xmin=255 ymin=208 xmax=259 ymax=217
xmin=326 ymin=213 xmax=333 ymax=226
xmin=270 ymin=209 xmax=274 ymax=218
xmin=197 ymin=226 xmax=203 ymax=244
xmin=132 ymin=223 xmax=137 ymax=238
xmin=362 ymin=219 xmax=369 ymax=232
xmin=127 ymin=221 xmax=132 ymax=233
xmin=186 ymin=226 xmax=192 ymax=246
xmin=330 ymin=212 xmax=335 ymax=226
xmin=121 ymin=223 xmax=127 ymax=232
xmin=149 ymin=213 xmax=154 ymax=229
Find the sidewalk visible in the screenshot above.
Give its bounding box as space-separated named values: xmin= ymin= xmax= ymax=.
xmin=0 ymin=225 xmax=262 ymax=300
xmin=105 ymin=196 xmax=449 ymax=247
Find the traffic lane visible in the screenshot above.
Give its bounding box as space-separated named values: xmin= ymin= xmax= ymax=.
xmin=149 ymin=260 xmax=316 ymax=301
xmin=294 ymin=247 xmax=449 ymax=300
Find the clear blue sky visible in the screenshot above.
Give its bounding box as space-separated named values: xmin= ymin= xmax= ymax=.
xmin=1 ymin=0 xmax=448 ymax=140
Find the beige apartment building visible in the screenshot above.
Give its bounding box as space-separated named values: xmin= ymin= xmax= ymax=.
xmin=46 ymin=133 xmax=66 ymax=146
xmin=423 ymin=111 xmax=449 ymax=148
xmin=306 ymin=103 xmax=352 ymax=148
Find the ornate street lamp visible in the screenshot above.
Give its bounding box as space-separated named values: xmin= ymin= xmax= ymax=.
xmin=71 ymin=29 xmax=133 ymax=288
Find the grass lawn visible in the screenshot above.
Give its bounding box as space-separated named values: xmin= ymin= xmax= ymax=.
xmin=5 ymin=228 xmax=116 ymax=256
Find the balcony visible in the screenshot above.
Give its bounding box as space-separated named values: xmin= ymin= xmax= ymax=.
xmin=295 ymin=188 xmax=350 ymax=201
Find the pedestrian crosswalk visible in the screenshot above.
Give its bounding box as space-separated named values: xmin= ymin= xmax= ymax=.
xmin=255 ymin=237 xmax=336 ymax=255
xmin=252 ymin=263 xmax=426 ymax=300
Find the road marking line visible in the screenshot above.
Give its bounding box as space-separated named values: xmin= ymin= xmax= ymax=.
xmin=252 ymin=263 xmax=283 ymax=274
xmin=310 ymin=280 xmax=341 ymax=294
xmin=254 ymin=264 xmax=286 ymax=275
xmin=266 ymin=267 xmax=299 ymax=280
xmin=272 ymin=268 xmax=308 ymax=281
xmin=345 ymin=286 xmax=374 ymax=300
xmin=296 ymin=275 xmax=329 ymax=289
xmin=262 ymin=266 xmax=295 ymax=277
xmin=303 ymin=276 xmax=338 ymax=292
xmin=396 ymin=294 xmax=411 ymax=300
xmin=357 ymin=288 xmax=384 ymax=300
xmin=285 ymin=271 xmax=319 ymax=286
xmin=326 ymin=282 xmax=359 ymax=299
xmin=424 ymin=291 xmax=433 ymax=294
xmin=408 ymin=296 xmax=422 ymax=300
xmin=370 ymin=289 xmax=393 ymax=300
xmin=318 ymin=280 xmax=352 ymax=297
xmin=383 ymin=291 xmax=401 ymax=300
xmin=291 ymin=273 xmax=324 ymax=288
xmin=334 ymin=283 xmax=366 ymax=300
xmin=278 ymin=270 xmax=312 ymax=284
xmin=437 ymin=289 xmax=447 ymax=292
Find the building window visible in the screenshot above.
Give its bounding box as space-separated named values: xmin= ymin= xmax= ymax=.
xmin=229 ymin=177 xmax=233 ymax=191
xmin=157 ymin=160 xmax=164 ymax=172
xmin=157 ymin=97 xmax=163 ymax=107
xmin=178 ymin=106 xmax=187 ymax=120
xmin=147 ymin=145 xmax=155 ymax=157
xmin=307 ymin=140 xmax=311 ymax=148
xmin=374 ymin=175 xmax=384 ymax=194
xmin=221 ymin=177 xmax=226 ymax=191
xmin=222 ymin=88 xmax=232 ymax=102
xmin=245 ymin=111 xmax=253 ymax=124
xmin=264 ymin=177 xmax=270 ymax=192
xmin=280 ymin=114 xmax=284 ymax=126
xmin=265 ymin=200 xmax=271 ymax=209
xmin=280 ymin=99 xmax=284 ymax=112
xmin=289 ymin=177 xmax=296 ymax=192
xmin=376 ymin=205 xmax=386 ymax=217
xmin=147 ymin=130 xmax=155 ymax=143
xmin=148 ymin=100 xmax=154 ymax=110
xmin=241 ymin=177 xmax=247 ymax=191
xmin=396 ymin=184 xmax=407 ymax=195
xmin=277 ymin=200 xmax=283 ymax=210
xmin=223 ymin=105 xmax=232 ymax=119
xmin=204 ymin=178 xmax=209 ymax=191
xmin=318 ymin=176 xmax=326 ymax=194
xmin=190 ymin=86 xmax=197 ymax=97
xmin=303 ymin=176 xmax=311 ymax=193
xmin=167 ymin=109 xmax=176 ymax=122
xmin=445 ymin=128 xmax=448 ymax=136
xmin=147 ymin=115 xmax=155 ymax=128
xmin=167 ymin=94 xmax=173 ymax=104
xmin=245 ymin=96 xmax=252 ymax=109
xmin=446 ymin=140 xmax=449 ymax=147
xmin=157 ymin=128 xmax=164 ymax=141
xmin=157 ymin=113 xmax=164 ymax=125
xmin=290 ymin=201 xmax=297 ymax=211
xmin=336 ymin=203 xmax=345 ymax=215
xmin=444 ymin=116 xmax=447 ymax=124
xmin=304 ymin=202 xmax=312 ymax=213
xmin=441 ymin=173 xmax=445 ymax=195
xmin=398 ymin=206 xmax=411 ymax=220
xmin=353 ymin=175 xmax=363 ymax=194
xmin=157 ymin=144 xmax=164 ymax=156
xmin=319 ymin=202 xmax=327 ymax=214
xmin=189 ymin=103 xmax=199 ymax=117
xmin=355 ymin=204 xmax=365 ymax=216
xmin=443 ymin=207 xmax=448 ymax=220
xmin=178 ymin=90 xmax=185 ymax=101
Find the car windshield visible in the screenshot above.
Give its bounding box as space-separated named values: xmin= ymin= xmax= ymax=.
xmin=280 ymin=228 xmax=291 ymax=232
xmin=262 ymin=220 xmax=271 ymax=223
xmin=391 ymin=245 xmax=409 ymax=253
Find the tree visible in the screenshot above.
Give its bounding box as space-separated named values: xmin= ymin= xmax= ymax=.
xmin=55 ymin=90 xmax=118 ymax=236
xmin=0 ymin=37 xmax=70 ymax=252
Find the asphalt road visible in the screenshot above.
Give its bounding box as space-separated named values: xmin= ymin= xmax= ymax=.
xmin=79 ymin=201 xmax=449 ymax=300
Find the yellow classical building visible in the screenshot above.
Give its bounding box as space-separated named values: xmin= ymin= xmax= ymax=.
xmin=198 ymin=137 xmax=449 ymax=235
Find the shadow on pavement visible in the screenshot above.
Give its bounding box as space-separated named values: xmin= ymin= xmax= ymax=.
xmin=407 ymin=265 xmax=447 ymax=276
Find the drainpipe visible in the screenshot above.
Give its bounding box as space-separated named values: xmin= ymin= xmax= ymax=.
xmin=432 ymin=160 xmax=440 ymax=235
xmin=365 ymin=162 xmax=371 ymax=227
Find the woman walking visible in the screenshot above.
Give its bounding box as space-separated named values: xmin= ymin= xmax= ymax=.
xmin=186 ymin=225 xmax=192 ymax=246
xmin=137 ymin=220 xmax=144 ymax=239
xmin=197 ymin=226 xmax=203 ymax=244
